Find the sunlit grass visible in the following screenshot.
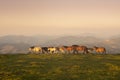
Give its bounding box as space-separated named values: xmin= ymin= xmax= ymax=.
xmin=0 ymin=53 xmax=120 ymax=80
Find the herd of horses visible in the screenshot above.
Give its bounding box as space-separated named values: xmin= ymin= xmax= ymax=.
xmin=28 ymin=45 xmax=106 ymax=54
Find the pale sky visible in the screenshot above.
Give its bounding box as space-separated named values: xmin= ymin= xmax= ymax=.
xmin=0 ymin=0 xmax=120 ymax=37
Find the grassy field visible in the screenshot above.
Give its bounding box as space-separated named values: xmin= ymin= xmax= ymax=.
xmin=0 ymin=53 xmax=120 ymax=80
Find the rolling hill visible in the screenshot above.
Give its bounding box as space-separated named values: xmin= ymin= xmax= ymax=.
xmin=0 ymin=35 xmax=120 ymax=54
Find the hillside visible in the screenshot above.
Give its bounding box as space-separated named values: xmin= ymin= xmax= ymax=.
xmin=0 ymin=35 xmax=55 ymax=45
xmin=0 ymin=54 xmax=120 ymax=80
xmin=0 ymin=35 xmax=57 ymax=54
xmin=42 ymin=36 xmax=103 ymax=46
xmin=0 ymin=35 xmax=120 ymax=54
xmin=42 ymin=36 xmax=120 ymax=53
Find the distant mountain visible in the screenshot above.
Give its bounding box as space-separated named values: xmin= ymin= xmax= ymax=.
xmin=42 ymin=36 xmax=120 ymax=53
xmin=42 ymin=36 xmax=103 ymax=46
xmin=0 ymin=43 xmax=30 ymax=54
xmin=0 ymin=35 xmax=56 ymax=54
xmin=0 ymin=35 xmax=56 ymax=45
xmin=0 ymin=35 xmax=120 ymax=54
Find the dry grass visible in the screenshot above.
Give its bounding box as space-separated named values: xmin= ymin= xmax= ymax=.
xmin=0 ymin=54 xmax=120 ymax=80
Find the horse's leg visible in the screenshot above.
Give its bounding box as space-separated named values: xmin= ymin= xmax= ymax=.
xmin=28 ymin=51 xmax=31 ymax=54
xmin=104 ymin=51 xmax=106 ymax=54
xmin=76 ymin=50 xmax=78 ymax=54
xmin=72 ymin=50 xmax=75 ymax=54
xmin=85 ymin=51 xmax=87 ymax=54
xmin=82 ymin=50 xmax=84 ymax=54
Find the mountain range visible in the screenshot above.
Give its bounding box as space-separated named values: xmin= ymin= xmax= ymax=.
xmin=0 ymin=35 xmax=120 ymax=54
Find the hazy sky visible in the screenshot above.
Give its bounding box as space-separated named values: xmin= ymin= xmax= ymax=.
xmin=0 ymin=0 xmax=120 ymax=37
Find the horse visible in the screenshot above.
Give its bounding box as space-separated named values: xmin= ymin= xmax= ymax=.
xmin=72 ymin=45 xmax=89 ymax=54
xmin=41 ymin=47 xmax=49 ymax=54
xmin=28 ymin=46 xmax=42 ymax=54
xmin=87 ymin=48 xmax=94 ymax=53
xmin=57 ymin=47 xmax=66 ymax=53
xmin=47 ymin=47 xmax=58 ymax=54
xmin=61 ymin=46 xmax=74 ymax=54
xmin=93 ymin=46 xmax=106 ymax=54
xmin=54 ymin=47 xmax=64 ymax=53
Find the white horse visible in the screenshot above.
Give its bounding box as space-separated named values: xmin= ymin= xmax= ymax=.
xmin=29 ymin=46 xmax=42 ymax=54
xmin=48 ymin=47 xmax=57 ymax=54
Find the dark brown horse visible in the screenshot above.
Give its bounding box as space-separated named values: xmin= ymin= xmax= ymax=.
xmin=72 ymin=45 xmax=89 ymax=54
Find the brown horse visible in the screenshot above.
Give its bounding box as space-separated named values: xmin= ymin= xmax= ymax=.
xmin=93 ymin=46 xmax=106 ymax=54
xmin=60 ymin=46 xmax=74 ymax=54
xmin=58 ymin=47 xmax=65 ymax=53
xmin=72 ymin=45 xmax=89 ymax=54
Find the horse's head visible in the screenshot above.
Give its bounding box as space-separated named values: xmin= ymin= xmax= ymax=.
xmin=88 ymin=48 xmax=94 ymax=51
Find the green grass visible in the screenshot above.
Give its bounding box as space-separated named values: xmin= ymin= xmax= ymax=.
xmin=0 ymin=54 xmax=120 ymax=80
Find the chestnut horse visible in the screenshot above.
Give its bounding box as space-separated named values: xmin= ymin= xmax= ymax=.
xmin=72 ymin=45 xmax=89 ymax=54
xmin=60 ymin=46 xmax=74 ymax=54
xmin=93 ymin=46 xmax=106 ymax=54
